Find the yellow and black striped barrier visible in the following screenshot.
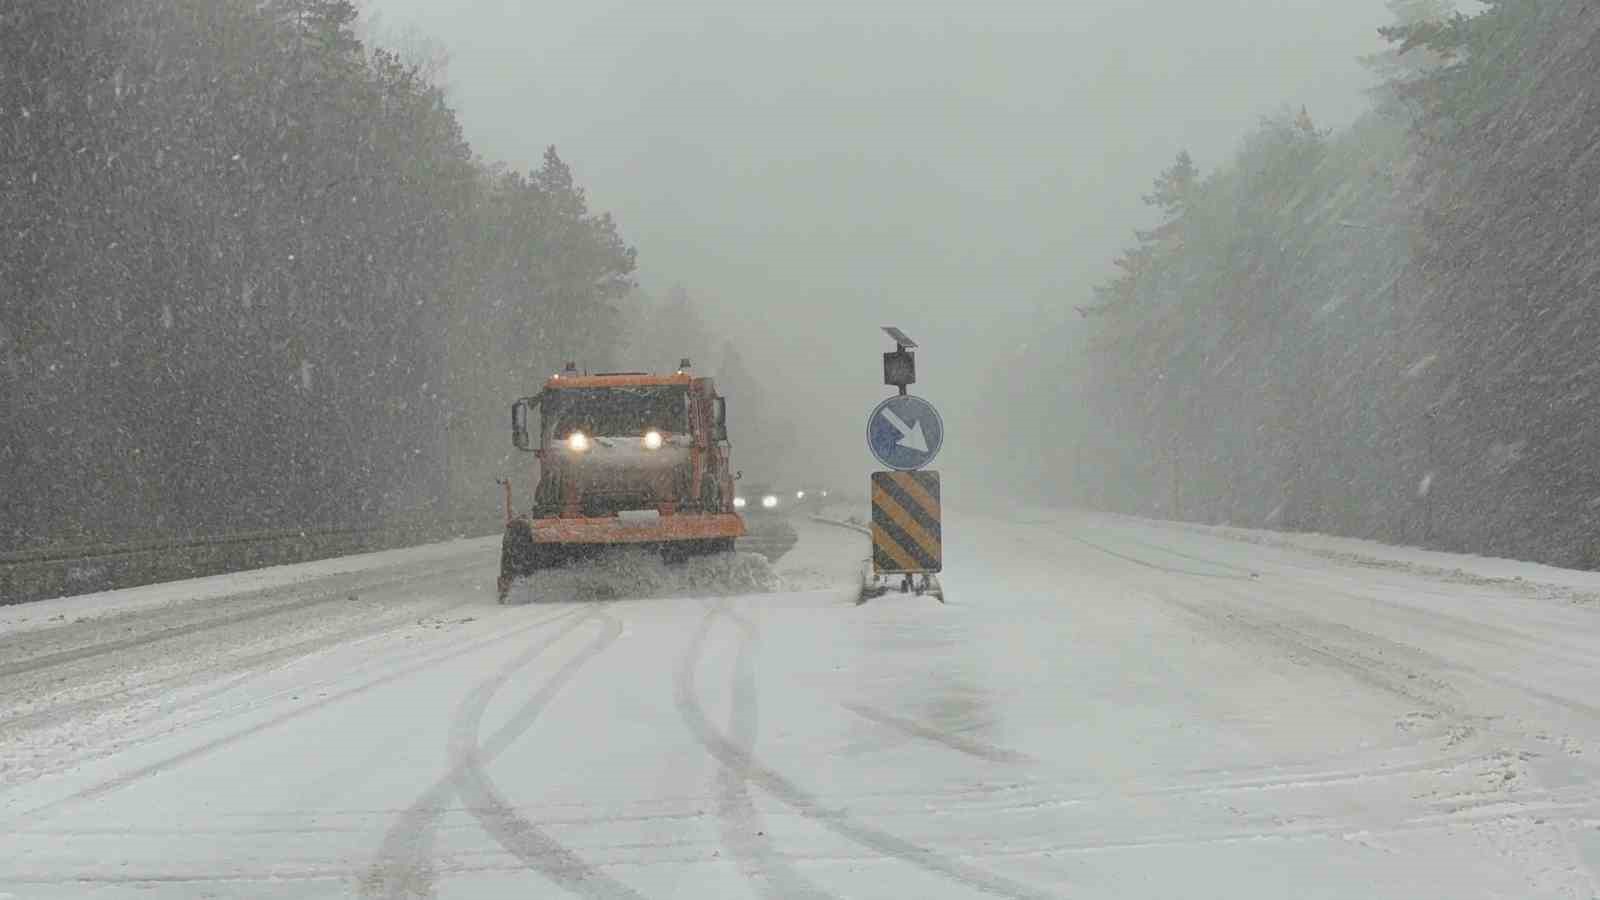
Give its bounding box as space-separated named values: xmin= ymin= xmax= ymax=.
xmin=870 ymin=470 xmax=941 ymax=574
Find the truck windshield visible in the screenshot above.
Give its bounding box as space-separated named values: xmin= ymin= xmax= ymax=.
xmin=543 ymin=386 xmax=689 ymax=438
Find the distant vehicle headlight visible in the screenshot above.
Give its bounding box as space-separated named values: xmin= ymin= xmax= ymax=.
xmin=821 ymin=490 xmax=829 ymax=498
xmin=761 ymin=494 xmax=779 ymax=509
xmin=568 ymin=432 xmax=590 ymax=452
xmin=733 ymin=496 xmax=747 ymax=509
xmin=796 ymin=490 xmax=806 ymax=500
xmin=643 ymin=430 xmax=663 ymax=450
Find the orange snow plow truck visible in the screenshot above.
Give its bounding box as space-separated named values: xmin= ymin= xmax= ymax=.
xmin=498 ymin=361 xmax=745 ymax=602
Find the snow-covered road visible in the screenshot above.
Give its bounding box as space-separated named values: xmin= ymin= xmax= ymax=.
xmin=4 ymin=512 xmax=1600 ymax=898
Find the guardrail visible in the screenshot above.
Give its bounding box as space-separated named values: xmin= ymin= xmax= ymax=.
xmin=1 ymin=515 xmax=502 ymax=607
xmin=809 ymin=513 xmax=871 ymax=536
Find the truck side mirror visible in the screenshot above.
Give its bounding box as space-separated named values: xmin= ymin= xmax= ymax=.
xmin=713 ymin=397 xmax=728 ymax=442
xmin=511 ymin=398 xmax=532 ymax=452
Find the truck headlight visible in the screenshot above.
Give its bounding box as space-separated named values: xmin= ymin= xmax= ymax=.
xmin=762 ymin=494 xmax=778 ymax=508
xmin=643 ymin=430 xmax=663 ymax=450
xmin=568 ymin=432 xmax=590 ymax=452
xmin=733 ymin=496 xmax=747 ymax=509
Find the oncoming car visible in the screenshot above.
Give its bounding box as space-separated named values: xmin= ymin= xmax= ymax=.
xmin=734 ymin=481 xmax=785 ymax=515
xmin=733 ymin=480 xmax=833 ymax=515
xmin=794 ymin=483 xmax=830 ymax=505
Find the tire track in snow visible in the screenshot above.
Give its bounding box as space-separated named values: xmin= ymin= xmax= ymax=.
xmin=840 ymin=702 xmax=1037 ymax=766
xmin=1064 ymin=531 xmax=1464 ymax=720
xmin=1186 ymin=575 xmax=1600 ymax=742
xmin=1255 ymin=577 xmax=1600 ymax=725
xmin=364 ymin=608 xmax=638 ymax=900
xmin=0 ymin=597 xmax=484 ymax=795
xmin=972 ymin=793 xmax=1600 ymax=859
xmin=1102 ymin=521 xmax=1600 ymax=690
xmin=0 ymin=560 xmax=487 ymax=680
xmin=449 ymin=612 xmax=642 ymax=899
xmin=9 ymin=747 xmax=1512 ymax=844
xmin=2 ymin=606 xmax=583 ymax=828
xmin=1061 ymin=533 xmax=1256 ymax=581
xmin=704 ymin=601 xmax=835 ymax=899
xmin=0 ymin=597 xmax=480 ymax=736
xmin=1219 ymin=577 xmax=1600 ymax=896
xmin=675 ymin=604 xmax=1063 ymax=900
xmin=1062 ymin=526 xmax=1600 ymax=891
xmin=1069 ymin=520 xmax=1600 ymax=724
xmin=835 ymin=701 xmax=1495 ymax=803
xmin=1160 ymin=585 xmax=1467 ymax=730
xmin=1006 ymin=528 xmax=1496 ymax=794
xmin=17 ymin=791 xmax=1600 ymax=890
xmin=1090 ymin=516 xmax=1600 ymax=665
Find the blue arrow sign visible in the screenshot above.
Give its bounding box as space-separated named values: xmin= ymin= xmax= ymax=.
xmin=867 ymin=395 xmax=944 ymax=471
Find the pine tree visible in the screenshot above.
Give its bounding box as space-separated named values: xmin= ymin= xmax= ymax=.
xmin=263 ymin=0 xmax=363 ymax=58
xmin=1082 ymin=150 xmax=1199 ymax=319
xmin=1136 ymin=150 xmax=1199 ymax=248
xmin=1361 ymin=0 xmax=1459 ymax=117
xmin=0 ymin=0 xmax=640 ymax=548
xmin=1377 ymin=0 xmax=1550 ymax=134
xmin=626 ymin=285 xmax=715 ymax=373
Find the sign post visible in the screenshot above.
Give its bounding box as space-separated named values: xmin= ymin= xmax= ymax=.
xmin=862 ymin=327 xmax=944 ymax=603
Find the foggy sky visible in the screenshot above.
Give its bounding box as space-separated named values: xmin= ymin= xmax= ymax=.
xmin=362 ymin=0 xmax=1393 ymax=494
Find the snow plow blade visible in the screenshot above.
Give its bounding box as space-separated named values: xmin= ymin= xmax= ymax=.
xmin=498 ymin=513 xmax=745 ymax=603
xmin=530 ymin=513 xmax=745 ymax=545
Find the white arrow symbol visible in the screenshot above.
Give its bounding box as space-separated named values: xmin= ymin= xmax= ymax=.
xmin=880 ymin=408 xmax=930 ymax=453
